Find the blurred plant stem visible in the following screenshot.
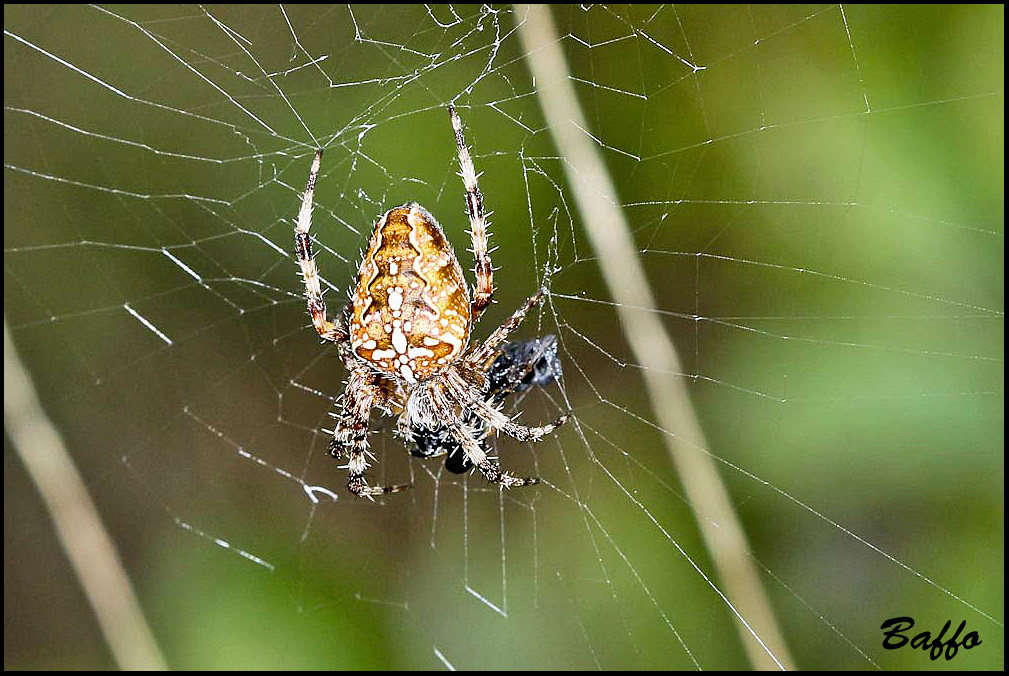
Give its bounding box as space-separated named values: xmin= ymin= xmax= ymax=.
xmin=516 ymin=5 xmax=795 ymax=670
xmin=4 ymin=318 xmax=167 ymax=670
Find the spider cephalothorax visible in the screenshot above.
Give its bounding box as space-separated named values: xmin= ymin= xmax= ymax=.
xmin=294 ymin=105 xmax=567 ymax=498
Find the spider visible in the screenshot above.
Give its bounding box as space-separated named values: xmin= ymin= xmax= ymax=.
xmin=294 ymin=105 xmax=568 ymax=498
xmin=410 ymin=334 xmax=563 ymax=474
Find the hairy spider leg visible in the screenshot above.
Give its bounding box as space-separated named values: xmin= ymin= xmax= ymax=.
xmin=330 ymin=369 xmax=412 ymax=499
xmin=450 ymin=104 xmax=494 ymax=322
xmin=435 ymin=394 xmax=540 ymax=489
xmin=294 ymin=149 xmax=346 ymax=343
xmin=445 ymin=369 xmax=568 ymax=444
xmin=467 ymin=288 xmax=544 ymax=367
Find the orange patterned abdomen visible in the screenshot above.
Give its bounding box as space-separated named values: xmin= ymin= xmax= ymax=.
xmin=349 ymin=204 xmax=471 ymax=383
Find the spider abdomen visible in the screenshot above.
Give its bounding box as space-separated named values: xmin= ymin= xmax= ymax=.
xmin=349 ymin=204 xmax=471 ymax=383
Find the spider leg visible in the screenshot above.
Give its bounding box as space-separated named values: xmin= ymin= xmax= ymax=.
xmin=449 ymin=104 xmax=494 ymax=322
xmin=294 ymin=149 xmax=347 ymax=343
xmin=442 ymin=414 xmax=539 ymax=489
xmin=466 ymin=288 xmax=546 ymax=367
xmin=330 ymin=368 xmax=411 ymax=499
xmin=445 ymin=369 xmax=568 ymax=444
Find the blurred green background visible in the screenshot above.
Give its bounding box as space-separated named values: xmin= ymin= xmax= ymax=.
xmin=5 ymin=4 xmax=1003 ymax=670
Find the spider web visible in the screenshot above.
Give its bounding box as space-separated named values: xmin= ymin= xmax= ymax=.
xmin=4 ymin=4 xmax=1003 ymax=670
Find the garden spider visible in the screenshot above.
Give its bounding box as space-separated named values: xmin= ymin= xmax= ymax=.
xmin=294 ymin=105 xmax=568 ymax=498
